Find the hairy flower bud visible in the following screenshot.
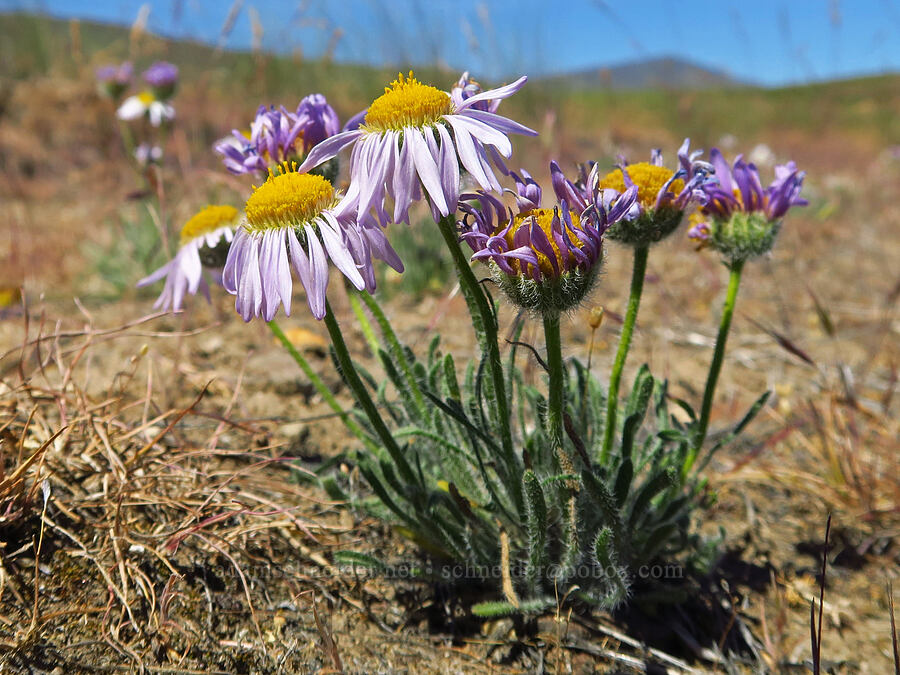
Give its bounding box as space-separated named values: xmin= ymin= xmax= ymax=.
xmin=461 ymin=165 xmax=637 ymax=316
xmin=688 ymin=149 xmax=807 ymax=261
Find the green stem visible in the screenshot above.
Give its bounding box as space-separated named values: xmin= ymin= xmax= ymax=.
xmin=601 ymin=244 xmax=649 ymax=464
xmin=435 ymin=214 xmax=521 ymax=512
xmin=347 ymin=291 xmax=380 ymax=355
xmin=688 ymin=258 xmax=745 ymax=471
xmin=322 ymin=300 xmax=417 ymax=483
xmin=267 ymin=319 xmax=372 ymax=448
xmin=543 ymin=313 xmax=564 ymax=453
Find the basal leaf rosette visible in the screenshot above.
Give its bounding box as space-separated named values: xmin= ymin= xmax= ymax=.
xmin=461 ymin=166 xmax=637 ymax=317
xmin=688 ymin=149 xmax=807 ymax=262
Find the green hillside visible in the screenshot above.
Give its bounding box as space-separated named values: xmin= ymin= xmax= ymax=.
xmin=2 ymin=10 xmax=897 ymax=168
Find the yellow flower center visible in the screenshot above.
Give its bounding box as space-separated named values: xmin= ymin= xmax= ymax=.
xmin=703 ymin=188 xmax=746 ymax=216
xmin=364 ymin=72 xmax=452 ymax=132
xmin=598 ymin=162 xmax=684 ymax=209
xmin=245 ymin=166 xmax=335 ymax=232
xmin=179 ymin=205 xmax=238 ymax=246
xmin=502 ymin=208 xmax=583 ymax=277
xmin=138 ymin=91 xmax=155 ymax=105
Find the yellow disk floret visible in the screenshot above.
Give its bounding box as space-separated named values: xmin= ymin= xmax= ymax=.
xmin=180 ymin=205 xmax=239 ymax=246
xmin=364 ymin=71 xmax=452 ymax=131
xmin=137 ymin=90 xmax=155 ymax=105
xmin=245 ymin=165 xmax=335 ymax=232
xmin=598 ymin=162 xmax=684 ymax=209
xmin=503 ymin=208 xmax=583 ymax=277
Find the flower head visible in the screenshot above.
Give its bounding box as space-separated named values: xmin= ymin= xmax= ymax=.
xmin=215 ymin=95 xmax=341 ymax=177
xmin=137 ymin=205 xmax=239 ymax=311
xmin=295 ymin=94 xmax=341 ymax=152
xmin=555 ymin=139 xmax=711 ymax=247
xmin=688 ymin=149 xmax=807 ymax=260
xmin=297 ymin=71 xmax=536 ymax=227
xmin=134 ymin=143 xmax=162 ymax=167
xmin=95 ymin=61 xmax=133 ymax=99
xmin=142 ymin=61 xmax=178 ymax=98
xmin=460 ymin=165 xmax=637 ymax=315
xmin=451 ymin=71 xmax=502 ymax=113
xmin=117 ymin=91 xmax=175 ymax=127
xmin=223 ymin=163 xmax=402 ymax=321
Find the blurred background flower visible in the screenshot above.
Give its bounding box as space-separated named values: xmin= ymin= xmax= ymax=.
xmin=117 ymin=90 xmax=175 ymax=126
xmin=142 ymin=60 xmax=178 ymax=98
xmin=95 ymin=60 xmax=132 ymax=99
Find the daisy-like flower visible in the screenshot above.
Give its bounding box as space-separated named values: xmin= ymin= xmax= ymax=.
xmin=294 ymin=94 xmax=341 ymax=152
xmin=95 ymin=61 xmax=133 ymax=99
xmin=451 ymin=71 xmax=501 ymax=113
xmin=297 ymin=71 xmax=536 ymax=226
xmin=134 ymin=143 xmax=162 ymax=167
xmin=117 ymin=91 xmax=175 ymax=127
xmin=137 ymin=205 xmax=238 ymax=311
xmin=554 ymin=139 xmax=711 ymax=247
xmin=223 ymin=164 xmax=402 ymax=321
xmin=143 ymin=61 xmax=178 ymax=99
xmin=215 ymin=95 xmax=341 ymax=177
xmin=460 ymin=166 xmax=637 ymax=315
xmin=687 ymin=149 xmax=806 ymax=260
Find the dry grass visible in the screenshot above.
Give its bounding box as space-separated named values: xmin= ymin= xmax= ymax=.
xmin=0 ymin=308 xmax=358 ymax=671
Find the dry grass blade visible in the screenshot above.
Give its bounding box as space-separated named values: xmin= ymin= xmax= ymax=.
xmin=126 ymin=382 xmax=211 ymax=468
xmin=889 ymin=582 xmax=900 ymax=675
xmin=312 ymin=593 xmax=344 ymax=674
xmin=810 ymin=514 xmax=832 ymax=675
xmin=744 ymin=314 xmax=816 ymax=367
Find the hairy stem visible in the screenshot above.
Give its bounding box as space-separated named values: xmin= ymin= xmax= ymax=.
xmin=435 ymin=214 xmax=521 ymax=513
xmin=601 ymin=244 xmax=649 ymax=463
xmin=689 ymin=258 xmax=745 ymax=471
xmin=543 ymin=312 xmax=564 ymax=453
xmin=322 ymin=300 xmax=416 ymax=482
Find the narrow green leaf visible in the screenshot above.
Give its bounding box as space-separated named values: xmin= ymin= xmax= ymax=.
xmin=333 ymin=551 xmax=386 ymax=571
xmin=703 ymin=390 xmax=773 ymax=466
xmin=321 ymin=475 xmax=348 ymax=502
xmin=620 ymin=411 xmax=641 ymax=460
xmin=472 ymin=598 xmax=555 ymax=618
xmin=625 ymin=364 xmax=654 ymax=420
xmin=614 ymin=457 xmax=634 ymax=507
xmin=627 ymin=467 xmax=676 ymax=526
xmin=359 ymin=291 xmax=427 ymax=417
xmin=443 ymin=353 xmax=461 ymax=400
xmin=523 ymin=470 xmax=548 ymax=591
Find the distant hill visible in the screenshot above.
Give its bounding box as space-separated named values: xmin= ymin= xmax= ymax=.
xmin=3 ymin=12 xmax=738 ymax=92
xmin=541 ymin=57 xmax=741 ymax=90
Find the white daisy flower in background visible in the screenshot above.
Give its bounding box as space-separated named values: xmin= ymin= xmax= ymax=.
xmin=137 ymin=205 xmax=238 ymax=311
xmin=117 ymin=91 xmax=175 ymax=127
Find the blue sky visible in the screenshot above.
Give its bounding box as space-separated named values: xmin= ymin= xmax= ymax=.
xmin=5 ymin=0 xmax=900 ymax=85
